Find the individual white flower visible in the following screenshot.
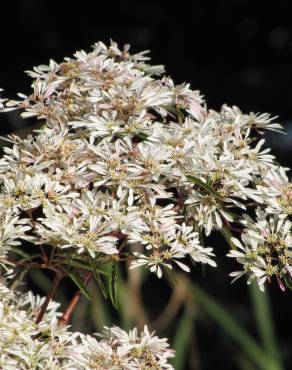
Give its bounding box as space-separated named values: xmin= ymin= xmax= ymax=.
xmin=258 ymin=166 xmax=292 ymax=215
xmin=0 ymin=211 xmax=31 ymax=257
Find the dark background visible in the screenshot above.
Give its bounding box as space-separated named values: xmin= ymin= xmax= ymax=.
xmin=0 ymin=1 xmax=291 ymax=369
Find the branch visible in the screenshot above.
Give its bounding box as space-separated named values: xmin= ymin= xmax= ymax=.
xmin=35 ymin=270 xmax=64 ymax=324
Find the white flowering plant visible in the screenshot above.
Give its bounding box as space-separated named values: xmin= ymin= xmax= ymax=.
xmin=0 ymin=41 xmax=291 ymax=368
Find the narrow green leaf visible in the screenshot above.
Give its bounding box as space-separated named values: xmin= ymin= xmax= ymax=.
xmin=109 ymin=262 xmax=118 ymax=310
xmin=186 ymin=175 xmax=223 ymax=201
xmin=65 ymin=255 xmax=74 ymax=274
xmin=135 ymin=132 xmax=148 ymax=140
xmin=88 ymin=254 xmax=108 ymax=299
xmin=220 ymin=226 xmax=236 ymax=250
xmin=283 ymin=275 xmax=292 ymax=290
xmin=249 ymin=282 xmax=283 ymax=369
xmin=171 ymin=309 xmax=193 ymax=370
xmin=11 ymin=247 xmax=31 ymax=259
xmin=191 ymin=283 xmax=281 ymax=370
xmin=68 ymin=271 xmax=91 ymax=301
xmin=72 ymin=257 xmax=108 ymax=274
xmin=9 ymin=265 xmax=30 ymax=291
xmin=68 ymin=261 xmax=92 ymax=271
xmin=116 ymin=265 xmax=132 ymax=330
xmin=88 ymin=282 xmax=112 ymax=330
xmin=164 ymin=105 xmax=185 ymax=122
xmin=19 ymin=253 xmax=42 ymax=263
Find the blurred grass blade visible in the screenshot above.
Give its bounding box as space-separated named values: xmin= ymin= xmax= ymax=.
xmin=88 ymin=282 xmax=112 ymax=330
xmin=237 ymin=354 xmax=258 ymax=370
xmin=191 ymin=283 xmax=281 ymax=370
xmin=249 ymin=282 xmax=283 ymax=369
xmin=117 ymin=265 xmax=132 ymax=330
xmin=68 ymin=271 xmax=91 ymax=301
xmin=171 ymin=308 xmax=193 ymax=370
xmin=109 ymin=262 xmax=118 ymax=310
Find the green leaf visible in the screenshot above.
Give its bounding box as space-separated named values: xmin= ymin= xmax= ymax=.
xmin=135 ymin=132 xmax=148 ymax=140
xmin=116 ymin=264 xmax=132 ymax=330
xmin=88 ymin=254 xmax=108 ymax=299
xmin=68 ymin=260 xmax=92 ymax=271
xmin=11 ymin=247 xmax=31 ymax=259
xmin=9 ymin=265 xmax=30 ymax=290
xmin=88 ymin=282 xmax=112 ymax=329
xmin=220 ymin=226 xmax=236 ymax=250
xmin=249 ymin=282 xmax=283 ymax=369
xmin=164 ymin=105 xmax=185 ymax=122
xmin=72 ymin=257 xmax=108 ymax=274
xmin=186 ymin=175 xmax=223 ymax=201
xmin=65 ymin=255 xmax=74 ymax=274
xmin=108 ymin=262 xmax=118 ymax=310
xmin=283 ymin=275 xmax=292 ymax=290
xmin=171 ymin=309 xmax=193 ymax=370
xmin=68 ymin=271 xmax=91 ymax=301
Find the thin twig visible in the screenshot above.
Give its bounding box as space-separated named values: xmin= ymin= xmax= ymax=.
xmin=0 ymin=257 xmax=63 ymax=275
xmin=35 ymin=270 xmax=64 ymax=324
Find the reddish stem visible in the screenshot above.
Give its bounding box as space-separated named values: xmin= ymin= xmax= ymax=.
xmin=35 ymin=270 xmax=64 ymax=324
xmin=58 ymin=271 xmax=92 ymax=326
xmin=0 ymin=257 xmax=60 ymax=274
xmin=39 ymin=245 xmax=49 ymax=264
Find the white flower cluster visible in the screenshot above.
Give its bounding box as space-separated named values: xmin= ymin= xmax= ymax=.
xmin=0 ymin=275 xmax=174 ymax=369
xmin=0 ymin=40 xmax=291 ymax=291
xmin=228 ymin=208 xmax=291 ymax=291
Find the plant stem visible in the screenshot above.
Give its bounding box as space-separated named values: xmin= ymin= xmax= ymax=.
xmin=35 ymin=271 xmax=64 ymax=324
xmin=0 ymin=257 xmax=61 ymax=274
xmin=58 ymin=271 xmax=92 ymax=326
xmin=39 ymin=245 xmax=48 ymax=264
